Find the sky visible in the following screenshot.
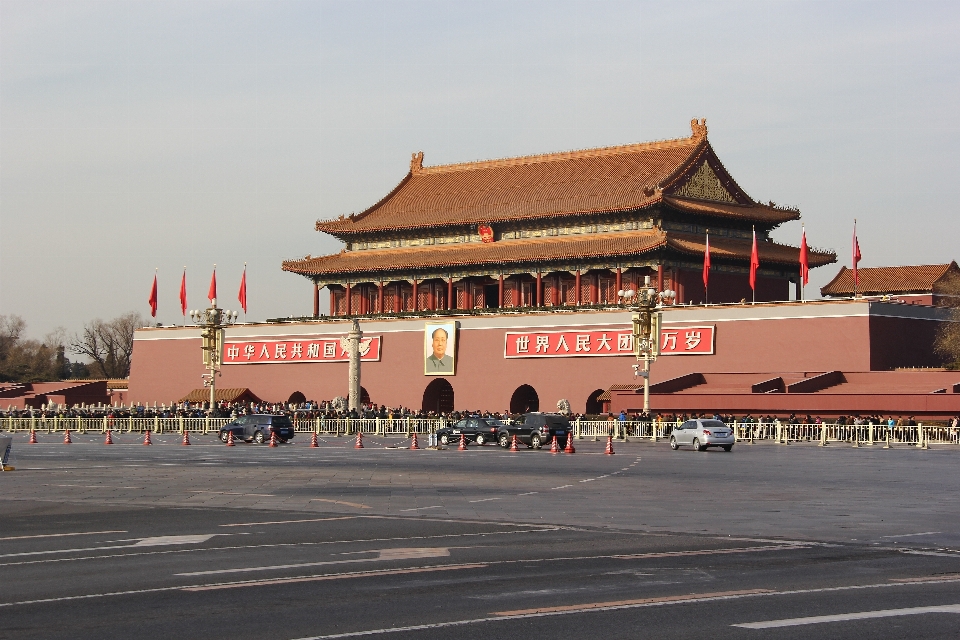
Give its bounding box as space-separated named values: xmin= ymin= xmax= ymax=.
xmin=2 ymin=0 xmax=959 ymax=339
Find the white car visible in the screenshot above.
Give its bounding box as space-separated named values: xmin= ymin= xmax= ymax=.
xmin=670 ymin=419 xmax=734 ymax=452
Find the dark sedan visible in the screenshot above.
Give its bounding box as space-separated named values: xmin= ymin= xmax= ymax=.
xmin=219 ymin=414 xmax=295 ymax=444
xmin=436 ymin=418 xmax=506 ymax=446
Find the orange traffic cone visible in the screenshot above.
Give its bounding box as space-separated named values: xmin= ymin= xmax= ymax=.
xmin=564 ymin=433 xmax=576 ymax=454
xmin=509 ymin=434 xmax=519 ymax=452
xmin=458 ymin=433 xmax=468 ymax=450
xmin=310 ymin=432 xmax=319 ymax=448
xmin=63 ymin=429 xmax=72 ymax=444
xmin=354 ymin=432 xmax=364 ymax=449
xmin=182 ymin=431 xmax=191 ymax=446
xmin=28 ymin=429 xmax=37 ymax=444
xmin=604 ymin=435 xmax=615 ymax=455
xmin=143 ymin=430 xmax=152 ymax=445
xmin=409 ymin=433 xmax=420 ymax=450
xmin=269 ymin=431 xmax=278 ymax=447
xmin=549 ymin=435 xmax=559 ymax=454
xmin=104 ymin=430 xmax=114 ymax=445
xmin=226 ymin=430 xmax=235 ymax=446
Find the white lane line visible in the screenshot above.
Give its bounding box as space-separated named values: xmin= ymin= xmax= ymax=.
xmin=734 ymin=604 xmax=960 ymax=629
xmin=0 ymin=534 xmax=222 ymax=557
xmin=0 ymin=530 xmax=126 ymax=542
xmin=188 ymin=491 xmax=275 ymax=497
xmin=880 ymin=532 xmax=942 ymax=538
xmin=550 ymin=485 xmax=572 ymax=490
xmin=468 ymin=498 xmax=501 ymax=503
xmin=220 ymin=517 xmax=357 ymax=527
xmin=309 ymin=499 xmax=371 ymax=509
xmin=517 ymin=492 xmax=538 ymax=496
xmin=176 ymin=547 xmax=450 ymax=576
xmin=399 ymin=506 xmax=444 ymax=512
xmin=135 ymin=535 xmax=218 ymax=547
xmin=48 ymin=484 xmax=143 ymax=489
xmin=284 ymin=579 xmax=960 ymax=639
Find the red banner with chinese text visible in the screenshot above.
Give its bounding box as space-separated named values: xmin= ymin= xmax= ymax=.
xmin=223 ymin=336 xmax=382 ymax=364
xmin=503 ymin=326 xmax=714 ymax=358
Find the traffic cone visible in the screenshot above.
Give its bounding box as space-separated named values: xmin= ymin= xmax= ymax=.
xmin=104 ymin=430 xmax=114 ymax=445
xmin=564 ymin=433 xmax=576 ymax=454
xmin=509 ymin=434 xmax=519 ymax=452
xmin=143 ymin=430 xmax=152 ymax=445
xmin=28 ymin=429 xmax=37 ymax=444
xmin=226 ymin=430 xmax=235 ymax=446
xmin=182 ymin=431 xmax=191 ymax=446
xmin=63 ymin=429 xmax=72 ymax=444
xmin=310 ymin=432 xmax=319 ymax=448
xmin=458 ymin=433 xmax=468 ymax=450
xmin=269 ymin=431 xmax=278 ymax=447
xmin=409 ymin=433 xmax=420 ymax=450
xmin=604 ymin=435 xmax=615 ymax=455
xmin=354 ymin=431 xmax=364 ymax=449
xmin=549 ymin=435 xmax=559 ymax=454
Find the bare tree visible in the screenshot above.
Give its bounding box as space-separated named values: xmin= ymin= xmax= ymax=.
xmin=934 ymin=307 xmax=960 ymax=369
xmin=0 ymin=314 xmax=26 ymax=362
xmin=71 ymin=312 xmax=147 ymax=379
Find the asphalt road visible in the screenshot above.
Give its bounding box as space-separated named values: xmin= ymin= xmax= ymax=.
xmin=1 ymin=433 xmax=959 ymax=639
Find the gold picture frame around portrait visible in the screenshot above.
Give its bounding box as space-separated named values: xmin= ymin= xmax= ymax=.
xmin=424 ymin=321 xmax=456 ymax=376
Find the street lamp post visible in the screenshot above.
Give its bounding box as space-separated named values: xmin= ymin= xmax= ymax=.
xmin=189 ymin=299 xmax=238 ymax=415
xmin=619 ymin=276 xmax=675 ymax=415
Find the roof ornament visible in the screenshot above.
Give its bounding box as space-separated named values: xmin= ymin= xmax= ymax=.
xmin=690 ymin=118 xmax=707 ymax=140
xmin=410 ymin=151 xmax=424 ymax=174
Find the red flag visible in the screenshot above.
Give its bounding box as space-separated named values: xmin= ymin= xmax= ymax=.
xmin=208 ymin=269 xmax=217 ymax=303
xmin=799 ymin=227 xmax=810 ymax=286
xmin=702 ymin=233 xmax=711 ymax=289
xmin=179 ymin=269 xmax=187 ymax=316
xmin=749 ymin=228 xmax=759 ymax=291
xmin=852 ymin=221 xmax=862 ymax=290
xmin=238 ymin=266 xmax=247 ymax=314
xmin=148 ymin=273 xmax=158 ymax=318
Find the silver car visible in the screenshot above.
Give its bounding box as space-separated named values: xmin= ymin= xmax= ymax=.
xmin=670 ymin=419 xmax=735 ymax=452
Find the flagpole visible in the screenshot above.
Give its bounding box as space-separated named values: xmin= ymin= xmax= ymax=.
xmin=800 ymin=225 xmax=804 ymax=302
xmin=853 ymin=219 xmax=858 ymax=299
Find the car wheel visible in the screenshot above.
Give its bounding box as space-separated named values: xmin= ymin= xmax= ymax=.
xmin=670 ymin=437 xmax=678 ymax=450
xmin=498 ymin=433 xmax=510 ymax=448
xmin=530 ymin=433 xmax=542 ymax=449
xmin=692 ymin=438 xmax=703 ymax=452
xmin=219 ymin=431 xmax=230 ymax=443
xmin=440 ymin=434 xmax=449 ymax=445
xmin=475 ymin=434 xmax=486 ymax=446
xmin=722 ymin=445 xmax=733 ymax=452
xmin=253 ymin=430 xmax=265 ymax=444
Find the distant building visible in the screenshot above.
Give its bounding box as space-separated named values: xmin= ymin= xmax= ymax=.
xmin=821 ymin=262 xmax=960 ymax=306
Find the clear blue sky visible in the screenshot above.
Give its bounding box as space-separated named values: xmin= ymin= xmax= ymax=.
xmin=2 ymin=0 xmax=958 ymax=338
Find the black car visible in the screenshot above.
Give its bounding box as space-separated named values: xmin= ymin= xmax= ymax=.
xmin=437 ymin=417 xmax=506 ymax=446
xmin=497 ymin=413 xmax=572 ymax=449
xmin=219 ymin=414 xmax=295 ymax=444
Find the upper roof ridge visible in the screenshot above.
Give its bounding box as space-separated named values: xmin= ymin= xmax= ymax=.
xmin=413 ymin=118 xmax=708 ymax=176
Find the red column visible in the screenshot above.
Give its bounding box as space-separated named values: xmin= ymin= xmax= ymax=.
xmin=575 ymin=270 xmax=581 ymax=305
xmin=498 ymin=274 xmax=504 ymax=308
xmin=592 ymin=272 xmax=599 ymax=304
xmin=395 ymin=284 xmax=401 ymax=313
xmin=345 ymin=283 xmax=352 ymax=315
xmin=412 ymin=280 xmax=418 ymax=312
xmin=329 ymin=288 xmax=336 ymax=316
xmin=447 ymin=277 xmax=453 ymax=310
xmin=464 ymin=278 xmax=472 ymax=310
xmin=615 ymin=267 xmax=622 ymax=296
xmin=378 ymin=282 xmax=384 ymax=313
xmin=536 ymin=271 xmax=542 ymax=307
xmin=554 ymin=274 xmax=561 ymax=305
xmin=313 ymin=283 xmax=320 ymax=318
xmin=657 ymin=264 xmax=664 ymax=293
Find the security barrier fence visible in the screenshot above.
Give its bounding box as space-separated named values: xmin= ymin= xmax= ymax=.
xmin=2 ymin=415 xmax=958 ymax=446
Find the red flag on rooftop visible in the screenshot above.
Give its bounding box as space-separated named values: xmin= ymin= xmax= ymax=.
xmin=179 ymin=268 xmax=187 ymax=316
xmin=799 ymin=226 xmax=810 ymax=287
xmin=148 ymin=272 xmax=158 ymax=318
xmin=702 ymin=232 xmax=711 ymax=290
xmin=238 ymin=264 xmax=247 ymax=314
xmin=852 ymin=220 xmax=862 ymax=293
xmin=208 ymin=267 xmax=217 ymax=303
xmin=749 ymin=227 xmax=759 ymax=292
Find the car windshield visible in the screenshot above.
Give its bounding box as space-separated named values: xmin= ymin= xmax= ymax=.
xmin=482 ymin=419 xmax=507 ymax=427
xmin=271 ymin=416 xmax=292 ymax=427
xmin=701 ymin=420 xmax=726 ymax=429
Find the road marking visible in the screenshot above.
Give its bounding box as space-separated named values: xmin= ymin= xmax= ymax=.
xmin=733 ymin=604 xmax=960 ymax=628
xmin=0 ymin=530 xmax=126 ymax=541
xmin=468 ymin=498 xmax=501 ymax=503
xmin=399 ymin=506 xmax=444 ymax=512
xmin=891 ymin=573 xmax=960 ymax=583
xmin=176 ymin=547 xmax=451 ymax=576
xmin=220 ymin=517 xmax=357 ymax=527
xmin=188 ymin=491 xmax=275 ymax=497
xmin=881 ymin=531 xmax=941 ymax=538
xmin=496 ymin=589 xmax=772 ymax=615
xmin=550 ymin=485 xmax=572 ymax=490
xmin=48 ymin=484 xmax=143 ymax=489
xmin=517 ymin=491 xmax=538 ymax=496
xmin=612 ymin=545 xmax=805 ymax=560
xmin=309 ymin=499 xmax=371 ymax=509
xmin=134 ymin=535 xmax=218 ymax=547
xmin=181 ymin=563 xmax=486 ymax=592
